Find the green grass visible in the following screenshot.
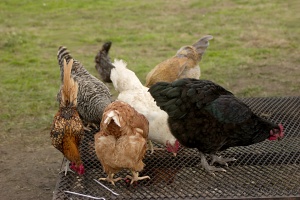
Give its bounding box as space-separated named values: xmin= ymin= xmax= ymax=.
xmin=0 ymin=0 xmax=299 ymax=141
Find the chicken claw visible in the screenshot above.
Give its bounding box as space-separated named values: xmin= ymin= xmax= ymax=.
xmin=125 ymin=171 xmax=150 ymax=185
xmin=99 ymin=173 xmax=122 ymax=186
xmin=147 ymin=140 xmax=164 ymax=154
xmin=209 ymin=154 xmax=237 ymax=167
xmin=84 ymin=122 xmax=99 ymax=132
xmin=147 ymin=140 xmax=154 ymax=154
xmin=59 ymin=160 xmax=74 ymax=176
xmin=199 ymin=152 xmax=226 ymax=176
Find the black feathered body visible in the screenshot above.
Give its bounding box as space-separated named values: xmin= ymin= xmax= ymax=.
xmin=149 ymin=78 xmax=280 ymax=154
xmin=57 ymin=46 xmax=112 ymax=125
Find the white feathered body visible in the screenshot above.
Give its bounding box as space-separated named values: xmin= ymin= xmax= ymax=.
xmin=110 ymin=59 xmax=178 ymax=149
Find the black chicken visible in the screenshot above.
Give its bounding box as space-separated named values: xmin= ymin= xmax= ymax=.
xmin=149 ymin=78 xmax=284 ymax=175
xmin=95 ymin=41 xmax=115 ymax=83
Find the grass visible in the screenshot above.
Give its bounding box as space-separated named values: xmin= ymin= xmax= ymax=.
xmin=0 ymin=0 xmax=299 ymax=142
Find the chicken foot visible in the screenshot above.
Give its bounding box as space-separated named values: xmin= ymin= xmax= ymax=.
xmin=59 ymin=160 xmax=75 ymax=176
xmin=209 ymin=154 xmax=236 ymax=167
xmin=83 ymin=122 xmax=99 ymax=131
xmin=147 ymin=140 xmax=164 ymax=154
xmin=199 ymin=152 xmax=226 ymax=176
xmin=99 ymin=173 xmax=122 ymax=186
xmin=125 ymin=170 xmax=150 ymax=184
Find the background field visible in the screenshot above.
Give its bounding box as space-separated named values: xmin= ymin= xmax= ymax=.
xmin=0 ymin=0 xmax=299 ymax=199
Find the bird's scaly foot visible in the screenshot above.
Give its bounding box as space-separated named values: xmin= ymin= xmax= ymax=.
xmin=59 ymin=160 xmax=74 ymax=176
xmin=125 ymin=171 xmax=150 ymax=185
xmin=199 ymin=152 xmax=226 ymax=176
xmin=147 ymin=140 xmax=154 ymax=154
xmin=147 ymin=140 xmax=165 ymax=154
xmin=83 ymin=122 xmax=99 ymax=132
xmin=209 ymin=154 xmax=237 ymax=167
xmin=99 ymin=173 xmax=122 ymax=186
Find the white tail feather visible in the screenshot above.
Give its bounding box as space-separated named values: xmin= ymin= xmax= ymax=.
xmin=104 ymin=110 xmax=121 ymax=127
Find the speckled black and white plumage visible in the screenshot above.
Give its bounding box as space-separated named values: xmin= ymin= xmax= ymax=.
xmin=57 ymin=46 xmax=112 ymax=126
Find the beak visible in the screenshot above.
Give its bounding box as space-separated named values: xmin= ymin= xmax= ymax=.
xmin=173 ymin=152 xmax=177 ymax=157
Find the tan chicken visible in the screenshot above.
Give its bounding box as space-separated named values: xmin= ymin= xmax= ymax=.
xmin=94 ymin=101 xmax=150 ymax=185
xmin=50 ymin=59 xmax=85 ymax=175
xmin=145 ymin=35 xmax=213 ymax=87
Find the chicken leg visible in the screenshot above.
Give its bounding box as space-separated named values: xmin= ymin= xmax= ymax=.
xmin=99 ymin=173 xmax=122 ymax=186
xmin=83 ymin=122 xmax=99 ymax=132
xmin=147 ymin=140 xmax=164 ymax=154
xmin=60 ymin=160 xmax=74 ymax=176
xmin=199 ymin=152 xmax=226 ymax=176
xmin=125 ymin=170 xmax=150 ymax=184
xmin=209 ymin=154 xmax=236 ymax=167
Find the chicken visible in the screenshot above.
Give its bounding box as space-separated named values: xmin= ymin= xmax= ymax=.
xmin=94 ymin=100 xmax=150 ymax=185
xmin=57 ymin=46 xmax=112 ymax=130
xmin=50 ymin=59 xmax=85 ymax=175
xmin=145 ymin=35 xmax=213 ymax=87
xmin=109 ymin=59 xmax=181 ymax=155
xmin=149 ymin=78 xmax=284 ymax=175
xmin=95 ymin=41 xmax=114 ymax=83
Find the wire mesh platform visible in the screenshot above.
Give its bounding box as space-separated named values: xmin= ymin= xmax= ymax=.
xmin=52 ymin=96 xmax=300 ymax=200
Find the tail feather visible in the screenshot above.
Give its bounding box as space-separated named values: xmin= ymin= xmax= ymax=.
xmin=61 ymin=59 xmax=78 ymax=107
xmin=57 ymin=46 xmax=73 ymax=68
xmin=192 ymin=35 xmax=213 ymax=58
xmin=95 ymin=41 xmax=115 ymax=83
xmin=103 ymin=110 xmax=121 ymax=127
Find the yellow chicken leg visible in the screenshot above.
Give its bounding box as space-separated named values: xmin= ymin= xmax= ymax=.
xmin=125 ymin=170 xmax=150 ymax=184
xmin=147 ymin=140 xmax=165 ymax=154
xmin=99 ymin=173 xmax=122 ymax=186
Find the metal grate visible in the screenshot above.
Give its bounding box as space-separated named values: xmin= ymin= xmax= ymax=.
xmin=53 ymin=97 xmax=300 ymax=200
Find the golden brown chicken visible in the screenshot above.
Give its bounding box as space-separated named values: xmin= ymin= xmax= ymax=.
xmin=145 ymin=35 xmax=213 ymax=87
xmin=50 ymin=59 xmax=85 ymax=175
xmin=94 ymin=100 xmax=150 ymax=185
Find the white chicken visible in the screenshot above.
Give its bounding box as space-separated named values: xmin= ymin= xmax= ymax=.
xmin=110 ymin=59 xmax=180 ymax=155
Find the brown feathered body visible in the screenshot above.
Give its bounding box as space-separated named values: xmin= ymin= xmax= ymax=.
xmin=145 ymin=35 xmax=213 ymax=87
xmin=50 ymin=59 xmax=85 ymax=175
xmin=95 ymin=101 xmax=149 ymax=182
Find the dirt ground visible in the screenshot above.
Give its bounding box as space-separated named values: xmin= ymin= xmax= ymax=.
xmin=0 ymin=130 xmax=61 ymax=200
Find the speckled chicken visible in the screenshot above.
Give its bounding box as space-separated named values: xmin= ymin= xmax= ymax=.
xmin=145 ymin=35 xmax=213 ymax=87
xmin=50 ymin=59 xmax=84 ymax=175
xmin=95 ymin=41 xmax=114 ymax=83
xmin=57 ymin=46 xmax=112 ymax=129
xmin=149 ymin=78 xmax=284 ymax=175
xmin=95 ymin=101 xmax=150 ymax=185
xmin=110 ymin=59 xmax=181 ymax=156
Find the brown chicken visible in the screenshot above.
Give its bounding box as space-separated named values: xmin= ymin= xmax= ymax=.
xmin=94 ymin=101 xmax=150 ymax=185
xmin=50 ymin=59 xmax=85 ymax=175
xmin=145 ymin=35 xmax=213 ymax=87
